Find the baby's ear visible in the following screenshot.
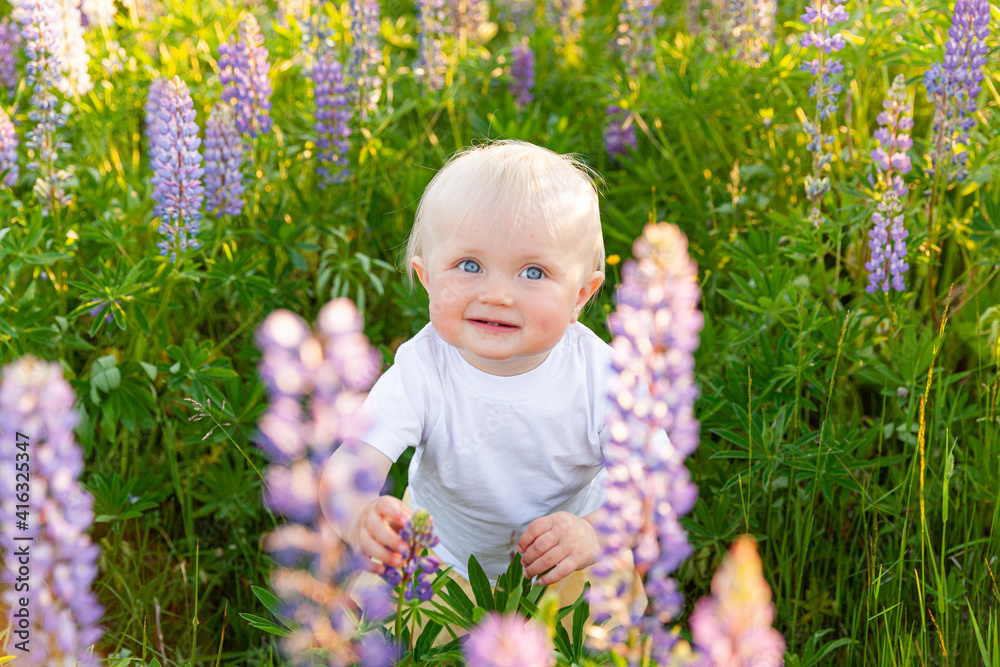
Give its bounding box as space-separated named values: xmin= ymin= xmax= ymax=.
xmin=411 ymin=256 xmax=431 ymax=292
xmin=572 ymin=270 xmax=605 ymax=322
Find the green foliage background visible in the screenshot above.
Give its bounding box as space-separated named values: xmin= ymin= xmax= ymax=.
xmin=0 ymin=0 xmax=998 ymax=663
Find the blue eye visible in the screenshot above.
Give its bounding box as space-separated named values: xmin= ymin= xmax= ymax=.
xmin=520 ymin=266 xmax=544 ymax=280
xmin=458 ymin=259 xmax=482 ymax=273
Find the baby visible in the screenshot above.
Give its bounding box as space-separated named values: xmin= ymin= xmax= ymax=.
xmin=326 ymin=140 xmax=615 ymax=588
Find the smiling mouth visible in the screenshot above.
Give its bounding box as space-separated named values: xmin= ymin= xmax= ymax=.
xmin=469 ymin=319 xmax=518 ymax=330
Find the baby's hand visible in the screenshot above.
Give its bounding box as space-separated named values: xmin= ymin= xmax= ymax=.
xmin=351 ymin=496 xmax=413 ymax=575
xmin=517 ymin=512 xmax=600 ymax=586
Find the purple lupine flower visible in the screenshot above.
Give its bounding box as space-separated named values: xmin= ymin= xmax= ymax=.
xmin=255 ymin=299 xmax=392 ymax=662
xmin=204 ymin=101 xmax=245 ymax=217
xmin=464 ymin=613 xmax=556 ymax=667
xmin=79 ymin=0 xmax=116 ymax=29
xmin=311 ymin=44 xmax=352 ymax=187
xmin=604 ymin=105 xmax=636 ymax=162
xmin=508 ymin=38 xmax=535 ymax=106
xmin=0 ymin=356 xmax=104 ymax=666
xmin=218 ymin=14 xmax=273 ymax=138
xmin=88 ymin=300 xmax=117 ymax=323
xmin=587 ymin=223 xmax=703 ymax=665
xmin=0 ymin=18 xmax=22 ymax=99
xmin=381 ymin=508 xmax=441 ymax=603
xmin=147 ymin=75 xmax=204 ymax=262
xmin=0 ymin=106 xmax=18 ymax=187
xmin=690 ymin=537 xmax=785 ymax=667
xmin=54 ymin=0 xmax=92 ymax=97
xmin=799 ymin=0 xmax=848 ymax=226
xmin=415 ymin=0 xmax=448 ymax=91
xmin=348 ymin=0 xmax=383 ymax=117
xmin=923 ymin=0 xmax=990 ymax=182
xmin=866 ymin=74 xmax=912 ymax=294
xmin=615 ymin=0 xmax=661 ymax=76
xmin=13 ymin=0 xmax=73 ymax=211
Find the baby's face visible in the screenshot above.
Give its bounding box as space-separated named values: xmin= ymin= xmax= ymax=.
xmin=411 ymin=216 xmax=603 ymax=376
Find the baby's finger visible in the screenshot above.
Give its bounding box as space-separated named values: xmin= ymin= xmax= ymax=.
xmin=366 ymin=510 xmax=410 ymax=554
xmin=517 ymin=515 xmax=554 ymax=554
xmin=358 ymin=528 xmax=404 ymax=569
xmin=374 ymin=496 xmax=413 ymax=531
xmin=536 ymin=559 xmax=575 ymax=587
xmin=524 ymin=542 xmax=566 ymax=579
xmin=521 ymin=530 xmax=558 ymax=568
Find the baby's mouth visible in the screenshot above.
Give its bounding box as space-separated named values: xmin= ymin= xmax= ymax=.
xmin=469 ymin=318 xmax=518 ymax=330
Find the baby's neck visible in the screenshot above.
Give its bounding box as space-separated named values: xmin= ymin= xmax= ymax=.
xmin=456 ymin=349 xmax=551 ymax=376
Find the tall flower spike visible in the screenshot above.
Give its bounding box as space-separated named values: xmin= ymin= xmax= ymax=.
xmin=604 ymin=105 xmax=636 ymax=162
xmin=587 ymin=223 xmax=704 ymax=665
xmin=381 ymin=508 xmax=441 ymax=602
xmin=616 ymin=0 xmax=662 ymax=76
xmin=311 ymin=41 xmax=352 ymax=187
xmin=508 ymin=38 xmax=535 ymax=107
xmin=218 ymin=14 xmax=273 ymax=138
xmin=923 ymin=0 xmax=990 ymax=182
xmin=799 ymin=0 xmax=848 ymax=226
xmin=54 ymin=0 xmax=92 ymax=97
xmin=0 ymin=356 xmax=104 ymax=666
xmin=690 ymin=536 xmax=786 ymax=667
xmin=0 ymin=18 xmax=22 ymax=99
xmin=865 ymin=74 xmax=912 ymax=294
xmin=0 ymin=106 xmax=18 ymax=188
xmin=348 ymin=0 xmax=383 ymax=117
xmin=147 ymin=75 xmax=204 ymax=263
xmin=464 ymin=613 xmax=556 ymax=667
xmin=255 ymin=299 xmax=392 ymax=665
xmin=13 ymin=0 xmax=73 ymax=212
xmin=204 ymin=102 xmax=246 ymax=217
xmin=415 ymin=0 xmax=448 ymax=91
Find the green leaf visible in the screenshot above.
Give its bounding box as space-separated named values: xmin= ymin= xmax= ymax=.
xmin=467 ymin=555 xmax=494 ymax=611
xmin=139 ymin=361 xmax=158 ymax=381
xmin=90 ymin=354 xmax=121 ymax=396
xmin=239 ymin=613 xmax=292 ymax=637
xmin=439 ymin=580 xmax=475 ymax=623
xmin=251 ymin=585 xmax=287 ymax=621
xmin=200 ymin=366 xmax=238 ymax=379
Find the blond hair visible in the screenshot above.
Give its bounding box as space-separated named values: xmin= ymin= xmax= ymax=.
xmin=405 ymin=140 xmax=605 ymax=282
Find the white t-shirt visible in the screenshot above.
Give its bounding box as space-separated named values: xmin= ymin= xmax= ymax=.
xmin=361 ymin=321 xmax=612 ymax=581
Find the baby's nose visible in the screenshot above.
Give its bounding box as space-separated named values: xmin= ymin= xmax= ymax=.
xmin=478 ymin=278 xmax=514 ymax=305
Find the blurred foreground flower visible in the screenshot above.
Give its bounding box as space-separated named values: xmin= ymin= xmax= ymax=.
xmin=381 ymin=508 xmax=441 ymax=602
xmin=464 ymin=613 xmax=556 ymax=667
xmin=219 ymin=14 xmax=273 ymax=138
xmin=0 ymin=356 xmax=104 ymax=666
xmin=0 ymin=106 xmax=18 ymax=187
xmin=147 ymin=75 xmax=204 ymax=262
xmin=204 ymin=101 xmax=246 ymax=217
xmin=587 ymin=223 xmax=703 ymax=664
xmin=690 ymin=536 xmax=785 ymax=667
xmin=255 ymin=299 xmax=393 ymax=665
xmin=866 ymin=74 xmax=912 ymax=294
xmin=923 ymin=0 xmax=990 ymax=182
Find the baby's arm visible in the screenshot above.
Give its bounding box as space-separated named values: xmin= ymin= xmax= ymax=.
xmin=517 ymin=510 xmax=602 ymax=586
xmin=321 ymin=441 xmax=412 ymax=574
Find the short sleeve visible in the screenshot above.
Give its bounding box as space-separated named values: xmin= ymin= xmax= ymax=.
xmin=360 ymin=350 xmax=427 ymax=462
